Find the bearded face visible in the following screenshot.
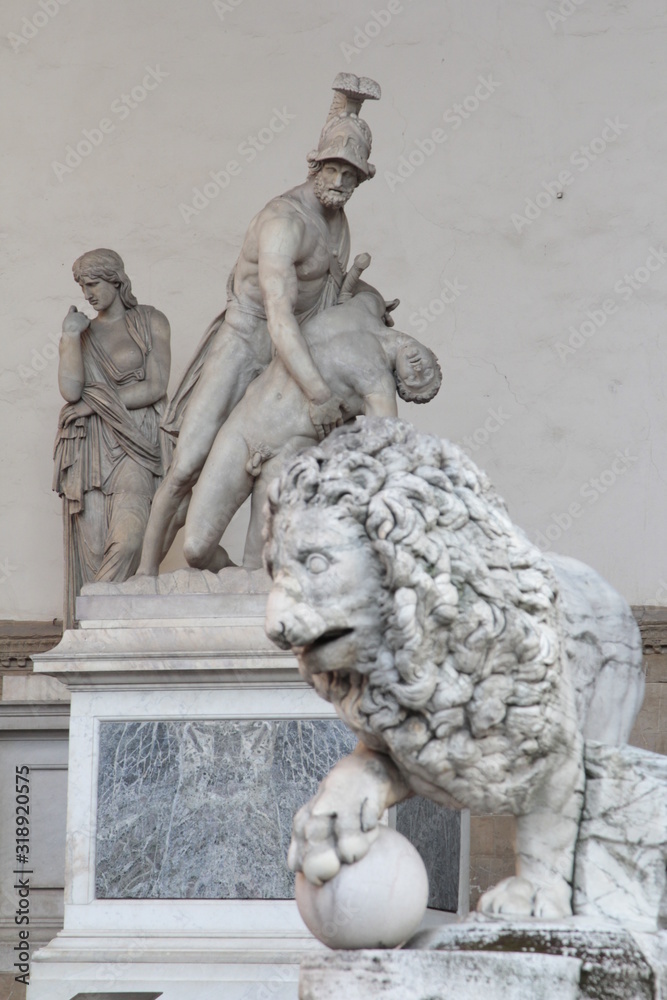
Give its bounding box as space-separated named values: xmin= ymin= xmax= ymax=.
xmin=313 ymin=161 xmax=359 ymax=209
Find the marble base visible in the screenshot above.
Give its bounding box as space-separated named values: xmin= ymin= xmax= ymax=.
xmin=300 ymin=920 xmax=667 ymax=1000
xmin=29 ymin=925 xmax=311 ymax=1000
xmin=299 ymin=949 xmax=581 ymax=1000
xmin=29 ymin=580 xmax=467 ymax=999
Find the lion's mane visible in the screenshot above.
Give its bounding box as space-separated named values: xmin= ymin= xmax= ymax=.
xmin=265 ymin=418 xmax=574 ymax=808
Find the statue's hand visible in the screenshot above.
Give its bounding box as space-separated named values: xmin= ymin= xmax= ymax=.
xmin=287 ymin=756 xmax=389 ymax=885
xmin=61 ymin=305 xmax=91 ymax=336
xmin=59 ymin=399 xmax=94 ymax=427
xmin=308 ymin=396 xmax=346 ymax=440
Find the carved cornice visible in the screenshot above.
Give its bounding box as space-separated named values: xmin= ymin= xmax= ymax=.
xmin=632 ymin=607 xmax=667 ymax=654
xmin=0 ymin=607 xmax=665 ymax=673
xmin=0 ymin=620 xmax=63 ymax=671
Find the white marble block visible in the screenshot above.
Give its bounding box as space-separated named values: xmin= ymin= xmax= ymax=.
xmin=299 ymin=948 xmax=581 ymax=1000
xmin=575 ymin=741 xmax=667 ymax=930
xmin=300 ymin=921 xmax=667 ymax=1000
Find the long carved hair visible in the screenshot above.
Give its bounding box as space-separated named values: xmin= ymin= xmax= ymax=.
xmin=265 ymin=418 xmax=566 ymax=768
xmin=72 ymin=248 xmax=138 ymax=309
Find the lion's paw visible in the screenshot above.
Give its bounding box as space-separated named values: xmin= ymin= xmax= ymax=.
xmin=287 ymin=796 xmax=380 ymax=886
xmin=478 ymin=876 xmax=535 ymax=917
xmin=478 ymin=876 xmax=571 ymax=919
xmin=532 ymin=882 xmax=572 ymax=919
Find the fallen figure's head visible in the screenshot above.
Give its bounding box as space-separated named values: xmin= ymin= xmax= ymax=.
xmin=264 ymin=417 xmax=644 ymax=918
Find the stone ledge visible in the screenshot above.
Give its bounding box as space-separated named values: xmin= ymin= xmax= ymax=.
xmin=299 ymin=947 xmax=582 ymax=1000
xmin=0 ymin=604 xmax=664 ymax=673
xmin=300 ymin=922 xmax=664 ymax=1000
xmin=633 ymin=606 xmax=667 ymax=654
xmin=0 ymin=620 xmax=62 ymax=672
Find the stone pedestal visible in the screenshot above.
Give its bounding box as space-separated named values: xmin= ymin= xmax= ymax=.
xmin=300 ymin=920 xmax=667 ymax=1000
xmin=0 ymin=703 xmax=69 ymax=972
xmin=28 ymin=574 xmax=467 ymax=1000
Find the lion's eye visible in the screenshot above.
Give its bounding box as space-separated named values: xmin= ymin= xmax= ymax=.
xmin=305 ymin=553 xmax=329 ymax=574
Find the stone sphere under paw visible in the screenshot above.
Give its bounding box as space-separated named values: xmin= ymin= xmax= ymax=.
xmin=295 ymin=826 xmax=429 ymax=949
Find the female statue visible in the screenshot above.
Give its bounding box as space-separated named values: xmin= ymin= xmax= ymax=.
xmin=53 ymin=249 xmax=171 ymax=624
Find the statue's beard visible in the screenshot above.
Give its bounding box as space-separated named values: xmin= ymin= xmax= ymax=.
xmin=313 ymin=173 xmax=354 ymax=209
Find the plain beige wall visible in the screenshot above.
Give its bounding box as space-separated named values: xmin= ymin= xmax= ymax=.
xmin=2 ymin=0 xmax=666 ymax=618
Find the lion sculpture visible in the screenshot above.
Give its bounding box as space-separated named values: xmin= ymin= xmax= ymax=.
xmin=264 ymin=417 xmax=644 ymax=918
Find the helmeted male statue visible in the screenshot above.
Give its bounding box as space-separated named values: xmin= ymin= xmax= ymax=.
xmin=136 ymin=73 xmax=382 ymax=576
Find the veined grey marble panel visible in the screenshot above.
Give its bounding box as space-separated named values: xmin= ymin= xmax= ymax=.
xmin=396 ymin=797 xmax=461 ymax=912
xmin=96 ymin=719 xmax=357 ymax=899
xmin=95 ymin=720 xmax=463 ymax=907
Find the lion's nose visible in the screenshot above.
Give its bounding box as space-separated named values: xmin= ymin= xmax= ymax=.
xmin=265 ymin=586 xmax=298 ymax=649
xmin=265 ymin=585 xmax=328 ymax=650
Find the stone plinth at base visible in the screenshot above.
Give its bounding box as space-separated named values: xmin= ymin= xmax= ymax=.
xmin=29 ymin=930 xmax=310 ymax=1000
xmin=299 ymin=920 xmax=667 ymax=1000
xmin=300 ymin=949 xmax=581 ymax=1000
xmin=28 ymin=571 xmax=465 ymax=1000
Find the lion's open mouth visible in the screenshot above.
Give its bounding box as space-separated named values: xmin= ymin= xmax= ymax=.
xmin=306 ymin=627 xmax=354 ymax=651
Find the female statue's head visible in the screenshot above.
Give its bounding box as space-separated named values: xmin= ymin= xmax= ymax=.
xmin=72 ymin=249 xmax=138 ymax=309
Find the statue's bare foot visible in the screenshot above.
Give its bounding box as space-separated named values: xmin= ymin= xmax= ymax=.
xmin=207 ymin=545 xmax=235 ymax=572
xmin=478 ymin=875 xmax=571 ymax=919
xmin=133 ymin=561 xmax=159 ymax=578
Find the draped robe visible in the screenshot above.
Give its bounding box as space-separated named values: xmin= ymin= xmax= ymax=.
xmin=53 ymin=305 xmax=169 ymax=622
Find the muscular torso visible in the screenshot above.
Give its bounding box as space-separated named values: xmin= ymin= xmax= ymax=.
xmin=231 ymin=299 xmax=396 ymax=454
xmin=233 ymin=183 xmax=350 ymax=318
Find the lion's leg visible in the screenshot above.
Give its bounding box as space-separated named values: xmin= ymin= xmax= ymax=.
xmin=288 ymin=742 xmax=411 ymax=886
xmin=478 ymin=744 xmax=585 ymax=918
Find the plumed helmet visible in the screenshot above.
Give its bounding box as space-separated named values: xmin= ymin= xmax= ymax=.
xmin=308 ymin=73 xmax=381 ymax=181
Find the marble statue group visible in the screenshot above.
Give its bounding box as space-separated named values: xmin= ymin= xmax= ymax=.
xmin=54 ymin=73 xmax=439 ymax=603
xmin=50 ymin=69 xmax=667 ymax=998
